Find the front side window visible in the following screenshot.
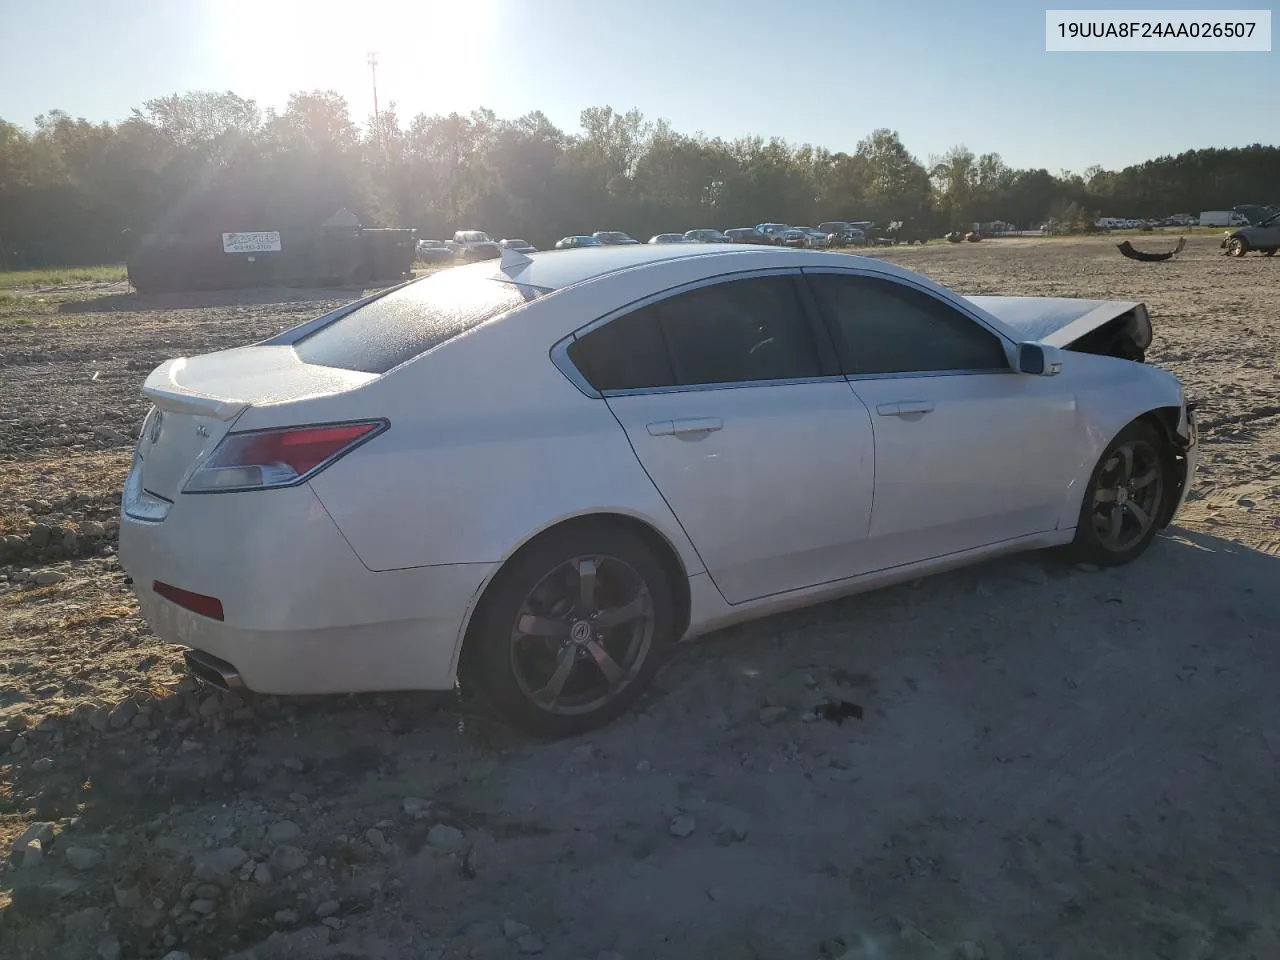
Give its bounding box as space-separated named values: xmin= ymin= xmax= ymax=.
xmin=806 ymin=273 xmax=1008 ymax=375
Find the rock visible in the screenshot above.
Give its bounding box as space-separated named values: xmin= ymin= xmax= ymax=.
xmin=28 ymin=525 xmax=52 ymax=547
xmin=669 ymin=815 xmax=697 ymax=839
xmin=80 ymin=521 xmax=106 ymax=538
xmin=193 ymin=846 xmax=248 ymax=880
xmin=31 ymin=756 xmax=54 ymax=772
xmin=64 ymin=846 xmax=102 ymax=870
xmin=98 ymin=934 xmax=122 ymax=960
xmin=253 ymin=862 xmax=273 ymax=885
xmin=315 ymin=900 xmax=340 ymax=918
xmin=33 ymin=570 xmax=67 ymax=586
xmin=9 ymin=734 xmax=28 ymax=755
xmin=274 ymin=909 xmax=299 ymax=925
xmin=956 ymin=943 xmax=986 ymax=960
xmin=269 ymin=844 xmax=308 ymax=875
xmin=427 ymin=824 xmax=466 ymax=852
xmin=503 ymin=918 xmax=531 ymax=940
xmin=160 ymin=952 xmax=191 ymax=960
xmin=758 ymin=705 xmax=788 ymax=726
xmin=107 ymin=699 xmax=137 ymax=730
xmin=113 ymin=884 xmax=142 ymax=909
xmin=189 ymin=898 xmax=217 ymax=915
xmin=402 ymin=797 xmax=430 ymax=818
xmin=516 ymin=934 xmax=545 ymax=954
xmin=194 ymin=883 xmax=220 ymax=900
xmin=322 ymin=917 xmax=342 ymax=930
xmin=21 ymin=840 xmax=44 ymax=868
xmin=366 ymin=827 xmax=390 ymax=852
xmin=267 ymin=820 xmax=301 ymax=843
xmin=198 ymin=695 xmax=223 ymax=719
xmin=635 ymin=760 xmax=652 ymax=773
xmin=11 ymin=821 xmax=55 ymax=856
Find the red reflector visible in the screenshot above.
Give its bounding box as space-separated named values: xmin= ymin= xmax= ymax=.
xmin=217 ymin=422 xmax=381 ymax=475
xmin=153 ymin=581 xmax=225 ymax=621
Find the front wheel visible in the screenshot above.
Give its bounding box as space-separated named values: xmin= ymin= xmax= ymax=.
xmin=461 ymin=524 xmax=677 ymax=737
xmin=1069 ymin=421 xmax=1172 ymax=567
xmin=1227 ymin=237 xmax=1248 ymax=257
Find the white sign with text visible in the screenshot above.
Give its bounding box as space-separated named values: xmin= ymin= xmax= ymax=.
xmin=222 ymin=231 xmax=282 ymax=253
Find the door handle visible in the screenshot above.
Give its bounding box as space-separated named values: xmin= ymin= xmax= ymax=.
xmin=876 ymin=401 xmax=935 ymax=417
xmin=647 ymin=418 xmax=723 ymax=437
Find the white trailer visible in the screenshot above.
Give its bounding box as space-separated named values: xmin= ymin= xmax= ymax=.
xmin=1199 ymin=211 xmax=1232 ymax=227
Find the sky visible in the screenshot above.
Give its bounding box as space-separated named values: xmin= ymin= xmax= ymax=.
xmin=0 ymin=0 xmax=1275 ymax=172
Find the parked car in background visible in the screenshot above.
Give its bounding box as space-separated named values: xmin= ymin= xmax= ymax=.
xmin=120 ymin=244 xmax=1196 ymax=736
xmin=416 ymin=239 xmax=454 ymax=263
xmin=593 ymin=231 xmax=641 ymax=245
xmin=755 ymin=223 xmax=790 ymax=243
xmin=1221 ymin=210 xmax=1280 ymax=257
xmin=797 ymin=227 xmax=833 ymax=249
xmin=818 ymin=222 xmax=867 ymax=247
xmin=684 ymin=229 xmax=732 ymax=244
xmin=775 ymin=228 xmax=810 ymax=248
xmin=451 ymin=230 xmax=502 ymax=261
xmin=724 ymin=227 xmax=775 ymax=245
xmin=648 ymin=234 xmax=693 ymax=244
xmin=500 ymin=238 xmax=537 ymax=252
xmin=555 ymin=235 xmax=605 ymax=249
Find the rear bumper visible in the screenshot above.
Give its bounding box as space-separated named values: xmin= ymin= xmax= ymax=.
xmin=119 ymin=470 xmax=493 ymax=694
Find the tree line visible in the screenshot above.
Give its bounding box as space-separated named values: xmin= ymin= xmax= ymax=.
xmin=1 ymin=89 xmax=1277 ymax=267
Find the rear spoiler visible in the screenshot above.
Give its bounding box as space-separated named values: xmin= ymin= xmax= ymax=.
xmin=141 ymin=359 xmax=249 ymax=421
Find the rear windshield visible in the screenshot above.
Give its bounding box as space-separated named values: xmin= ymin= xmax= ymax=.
xmin=293 ymin=271 xmax=542 ymax=374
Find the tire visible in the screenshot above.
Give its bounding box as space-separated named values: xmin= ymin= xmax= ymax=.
xmin=1069 ymin=420 xmax=1173 ymax=567
xmin=1227 ymin=237 xmax=1248 ymax=257
xmin=1264 ymin=248 xmax=1276 ymax=257
xmin=460 ymin=523 xmax=678 ymax=737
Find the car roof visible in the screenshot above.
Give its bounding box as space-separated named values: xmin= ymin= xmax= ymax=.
xmin=469 ymin=244 xmax=899 ymax=292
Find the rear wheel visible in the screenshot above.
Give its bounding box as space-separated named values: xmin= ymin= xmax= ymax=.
xmin=1070 ymin=421 xmax=1171 ymax=566
xmin=1264 ymin=248 xmax=1276 ymax=257
xmin=461 ymin=524 xmax=677 ymax=737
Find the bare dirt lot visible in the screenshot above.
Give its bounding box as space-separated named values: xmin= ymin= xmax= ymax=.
xmin=2 ymin=237 xmax=1278 ymax=960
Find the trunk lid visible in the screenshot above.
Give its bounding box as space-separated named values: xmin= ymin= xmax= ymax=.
xmin=137 ymin=346 xmax=378 ymax=500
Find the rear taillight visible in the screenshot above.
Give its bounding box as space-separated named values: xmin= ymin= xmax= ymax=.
xmin=153 ymin=581 xmax=224 ymax=621
xmin=183 ymin=419 xmax=387 ymax=493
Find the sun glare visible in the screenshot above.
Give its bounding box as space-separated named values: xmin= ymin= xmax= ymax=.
xmin=205 ymin=0 xmax=500 ymax=120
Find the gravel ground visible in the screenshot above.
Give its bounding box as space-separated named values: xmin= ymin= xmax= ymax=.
xmin=2 ymin=238 xmax=1278 ymax=960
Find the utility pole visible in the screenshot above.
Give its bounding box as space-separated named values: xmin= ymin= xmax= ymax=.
xmin=367 ymin=51 xmax=381 ymax=153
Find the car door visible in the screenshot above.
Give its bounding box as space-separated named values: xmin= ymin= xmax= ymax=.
xmin=564 ymin=271 xmax=876 ymax=604
xmin=803 ymin=269 xmax=1079 ymax=571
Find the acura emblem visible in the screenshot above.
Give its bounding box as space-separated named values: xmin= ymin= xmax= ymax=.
xmin=196 ymin=424 xmax=209 ymax=438
xmin=149 ymin=410 xmax=164 ymax=443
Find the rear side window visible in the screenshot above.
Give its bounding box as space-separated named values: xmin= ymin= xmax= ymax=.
xmin=567 ymin=275 xmax=821 ymax=392
xmin=568 ymin=305 xmax=676 ymax=392
xmin=657 ymin=276 xmax=820 ymax=385
xmin=293 ymin=271 xmax=540 ymax=374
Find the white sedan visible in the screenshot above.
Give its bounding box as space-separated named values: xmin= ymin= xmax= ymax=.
xmin=120 ymin=245 xmax=1198 ymax=736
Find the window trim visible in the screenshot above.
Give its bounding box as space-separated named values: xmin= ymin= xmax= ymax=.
xmin=799 ymin=267 xmax=1018 ymax=380
xmin=551 ymin=267 xmax=842 ymax=398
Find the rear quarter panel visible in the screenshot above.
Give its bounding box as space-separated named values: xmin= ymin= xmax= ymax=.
xmin=296 ymin=290 xmax=707 ymax=575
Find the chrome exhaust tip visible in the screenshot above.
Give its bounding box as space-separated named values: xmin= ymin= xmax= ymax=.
xmin=183 ymin=649 xmax=245 ymax=692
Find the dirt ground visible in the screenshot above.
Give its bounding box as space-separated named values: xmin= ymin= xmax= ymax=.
xmin=2 ymin=237 xmax=1278 ymax=960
